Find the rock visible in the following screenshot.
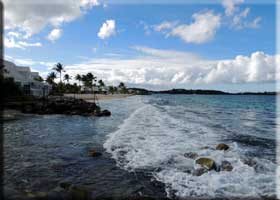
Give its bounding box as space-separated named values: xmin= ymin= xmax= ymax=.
xmin=69 ymin=185 xmax=89 ymax=200
xmin=220 ymin=160 xmax=233 ymax=171
xmin=242 ymin=158 xmax=257 ymax=167
xmin=88 ymin=150 xmax=102 ymax=157
xmin=184 ymin=152 xmax=198 ymax=159
xmin=101 ymin=109 xmax=111 ymax=116
xmin=192 ymin=168 xmax=208 ymax=176
xmin=59 ymin=182 xmax=72 ymax=190
xmin=195 ymin=157 xmax=217 ymax=171
xmin=216 ymin=143 xmax=229 ymax=151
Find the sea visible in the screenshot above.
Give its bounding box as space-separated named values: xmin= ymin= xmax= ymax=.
xmin=3 ymin=94 xmax=278 ymax=199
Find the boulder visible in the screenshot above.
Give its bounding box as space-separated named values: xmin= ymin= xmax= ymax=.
xmin=195 ymin=157 xmax=217 ymax=171
xmin=216 ymin=143 xmax=229 ymax=151
xmin=220 ymin=160 xmax=233 ymax=171
xmin=192 ymin=168 xmax=208 ymax=176
xmin=88 ymin=150 xmax=102 ymax=157
xmin=184 ymin=152 xmax=198 ymax=159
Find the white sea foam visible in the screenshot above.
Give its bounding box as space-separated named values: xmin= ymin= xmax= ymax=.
xmin=103 ymin=103 xmax=276 ymax=198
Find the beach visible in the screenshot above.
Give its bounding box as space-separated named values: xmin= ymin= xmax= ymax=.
xmin=63 ymin=93 xmax=134 ymax=101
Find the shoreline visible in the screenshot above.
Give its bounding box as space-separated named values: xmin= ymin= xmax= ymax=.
xmin=64 ymin=93 xmax=135 ymax=101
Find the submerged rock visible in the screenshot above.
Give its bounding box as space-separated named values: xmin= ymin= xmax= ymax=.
xmin=101 ymin=109 xmax=111 ymax=116
xmin=195 ymin=157 xmax=217 ymax=171
xmin=88 ymin=150 xmax=102 ymax=157
xmin=216 ymin=143 xmax=230 ymax=151
xmin=220 ymin=160 xmax=233 ymax=171
xmin=184 ymin=152 xmax=198 ymax=159
xmin=192 ymin=168 xmax=208 ymax=176
xmin=242 ymin=158 xmax=257 ymax=167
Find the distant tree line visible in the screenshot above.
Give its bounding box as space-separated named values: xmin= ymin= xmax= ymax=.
xmin=41 ymin=62 xmax=128 ymax=95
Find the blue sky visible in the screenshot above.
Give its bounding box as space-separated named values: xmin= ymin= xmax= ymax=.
xmin=3 ymin=0 xmax=278 ymax=92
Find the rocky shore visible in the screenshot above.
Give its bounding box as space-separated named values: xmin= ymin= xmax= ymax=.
xmin=3 ymin=97 xmax=111 ymax=117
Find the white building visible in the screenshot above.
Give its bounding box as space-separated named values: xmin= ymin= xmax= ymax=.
xmin=3 ymin=60 xmax=51 ymax=97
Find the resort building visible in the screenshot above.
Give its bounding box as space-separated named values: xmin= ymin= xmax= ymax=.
xmin=3 ymin=60 xmax=51 ymax=97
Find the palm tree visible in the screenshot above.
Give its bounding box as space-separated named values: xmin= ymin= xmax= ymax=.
xmin=75 ymin=74 xmax=82 ymax=86
xmin=34 ymin=75 xmax=44 ymax=82
xmin=119 ymin=82 xmax=125 ymax=88
xmin=46 ymin=72 xmax=56 ymax=85
xmin=64 ymin=74 xmax=71 ymax=84
xmin=53 ymin=62 xmax=65 ymax=83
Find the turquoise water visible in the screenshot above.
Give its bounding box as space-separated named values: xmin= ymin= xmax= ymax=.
xmin=4 ymin=95 xmax=277 ymax=199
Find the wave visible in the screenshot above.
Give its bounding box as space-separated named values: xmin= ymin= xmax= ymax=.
xmin=103 ymin=102 xmax=276 ymax=198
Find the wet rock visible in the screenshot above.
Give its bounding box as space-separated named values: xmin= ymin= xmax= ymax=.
xmin=220 ymin=160 xmax=233 ymax=171
xmin=69 ymin=185 xmax=89 ymax=200
xmin=242 ymin=158 xmax=257 ymax=167
xmin=192 ymin=168 xmax=208 ymax=176
xmin=195 ymin=157 xmax=217 ymax=171
xmin=59 ymin=181 xmax=72 ymax=190
xmin=101 ymin=109 xmax=111 ymax=116
xmin=184 ymin=152 xmax=198 ymax=159
xmin=216 ymin=143 xmax=229 ymax=151
xmin=18 ymin=97 xmax=111 ymax=117
xmin=88 ymin=150 xmax=102 ymax=157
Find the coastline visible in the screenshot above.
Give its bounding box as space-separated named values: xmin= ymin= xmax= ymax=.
xmin=64 ymin=93 xmax=135 ymax=101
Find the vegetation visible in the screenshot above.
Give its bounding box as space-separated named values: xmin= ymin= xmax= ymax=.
xmin=43 ymin=63 xmax=129 ymax=95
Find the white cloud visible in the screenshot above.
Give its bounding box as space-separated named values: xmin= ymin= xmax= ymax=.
xmin=222 ymin=0 xmax=244 ymax=16
xmin=47 ymin=28 xmax=63 ymax=42
xmin=97 ymin=20 xmax=116 ymax=39
xmin=61 ymin=47 xmax=279 ymax=88
xmin=221 ymin=0 xmax=261 ymax=30
xmin=154 ymin=11 xmax=221 ymax=44
xmin=4 ymin=37 xmax=42 ymax=49
xmin=3 ymin=0 xmax=99 ymax=38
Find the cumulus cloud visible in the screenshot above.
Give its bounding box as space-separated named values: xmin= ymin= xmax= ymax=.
xmin=60 ymin=47 xmax=279 ymax=88
xmin=47 ymin=28 xmax=63 ymax=42
xmin=3 ymin=0 xmax=99 ymax=38
xmin=97 ymin=20 xmax=116 ymax=39
xmin=154 ymin=11 xmax=221 ymax=44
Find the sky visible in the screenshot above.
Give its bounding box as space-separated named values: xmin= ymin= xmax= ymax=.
xmin=3 ymin=0 xmax=279 ymax=92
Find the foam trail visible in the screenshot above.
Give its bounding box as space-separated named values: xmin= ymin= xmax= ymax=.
xmin=104 ymin=102 xmax=276 ymax=198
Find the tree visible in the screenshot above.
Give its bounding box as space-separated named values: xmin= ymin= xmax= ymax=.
xmin=118 ymin=82 xmax=125 ymax=88
xmin=108 ymin=86 xmax=114 ymax=94
xmin=53 ymin=62 xmax=65 ymax=83
xmin=81 ymin=73 xmax=97 ymax=93
xmin=64 ymin=74 xmax=71 ymax=84
xmin=46 ymin=72 xmax=56 ymax=85
xmin=75 ymin=74 xmax=82 ymax=86
xmin=34 ymin=75 xmax=44 ymax=82
xmin=98 ymin=79 xmax=105 ymax=92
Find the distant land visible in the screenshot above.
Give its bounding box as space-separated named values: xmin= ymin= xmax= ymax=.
xmin=128 ymin=88 xmax=277 ymax=95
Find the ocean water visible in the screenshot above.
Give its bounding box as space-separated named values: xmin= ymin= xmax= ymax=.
xmin=3 ymin=95 xmax=277 ymax=199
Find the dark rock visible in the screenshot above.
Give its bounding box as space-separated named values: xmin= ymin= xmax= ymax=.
xmin=184 ymin=152 xmax=198 ymax=159
xmin=216 ymin=143 xmax=230 ymax=151
xmin=242 ymin=158 xmax=257 ymax=167
xmin=195 ymin=157 xmax=217 ymax=171
xmin=192 ymin=168 xmax=208 ymax=176
xmin=89 ymin=150 xmax=102 ymax=157
xmin=220 ymin=160 xmax=233 ymax=171
xmin=59 ymin=182 xmax=72 ymax=190
xmin=69 ymin=185 xmax=89 ymax=200
xmin=101 ymin=109 xmax=111 ymax=116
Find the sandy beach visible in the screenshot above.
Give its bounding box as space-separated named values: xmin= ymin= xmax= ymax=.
xmin=64 ymin=93 xmax=134 ymax=101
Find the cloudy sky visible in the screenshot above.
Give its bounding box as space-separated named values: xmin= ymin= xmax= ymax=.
xmin=3 ymin=0 xmax=278 ymax=92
